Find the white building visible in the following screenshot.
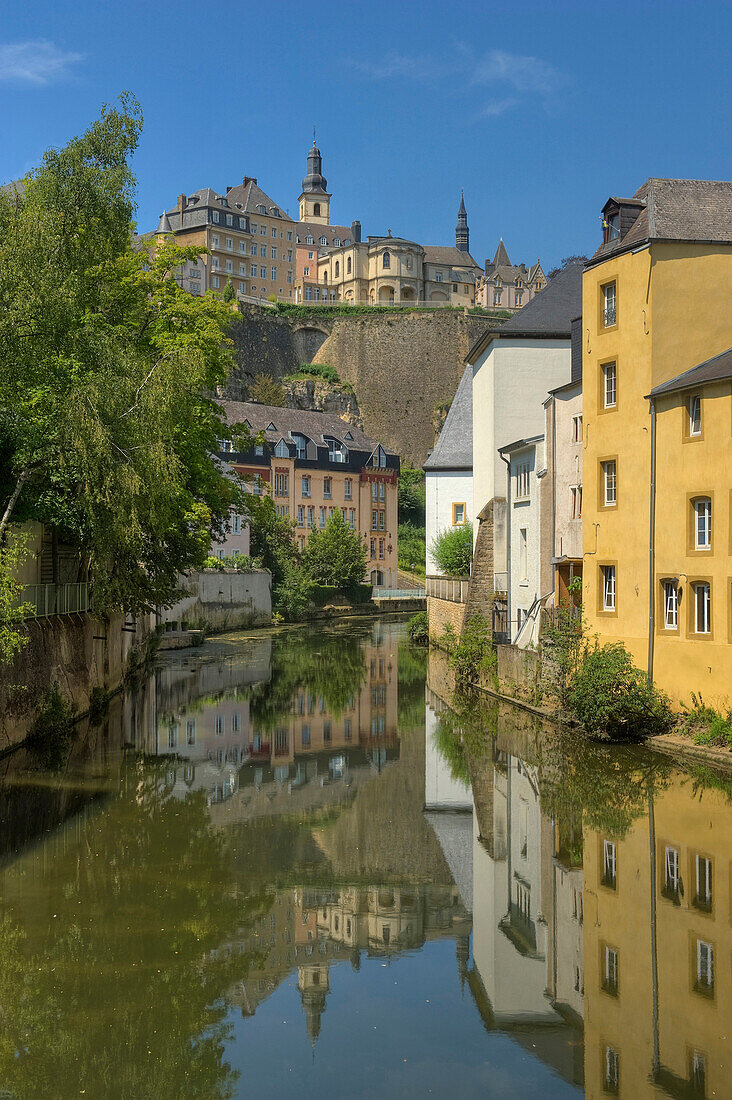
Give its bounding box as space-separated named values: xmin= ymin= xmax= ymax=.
xmin=498 ymin=435 xmax=547 ymax=647
xmin=424 ymin=366 xmax=473 ymax=575
xmin=468 ymin=261 xmax=583 ymax=624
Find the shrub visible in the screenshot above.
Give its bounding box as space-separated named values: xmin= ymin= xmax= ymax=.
xmin=430 ymin=523 xmax=473 ymax=577
xmin=203 ymin=553 xmax=254 ymax=572
xmin=398 ymin=522 xmax=426 ymax=575
xmin=445 ymin=613 xmax=496 ymax=684
xmin=566 ymin=642 xmax=673 ymax=740
xmin=682 ymin=695 xmax=732 ymax=747
xmin=249 ymin=373 xmax=285 ymax=406
xmin=407 ymin=611 xmax=429 ymax=646
xmin=286 ymin=363 xmax=341 ymax=385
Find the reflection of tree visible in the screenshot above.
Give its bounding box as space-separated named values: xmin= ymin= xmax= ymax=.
xmin=0 ymin=759 xmax=268 ymax=1100
xmin=432 ymin=692 xmax=498 ymax=786
xmin=249 ymin=626 xmax=366 ymax=730
xmin=397 ymin=640 xmax=427 ymax=731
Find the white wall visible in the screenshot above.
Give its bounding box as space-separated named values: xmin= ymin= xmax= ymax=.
xmin=550 ymin=383 xmax=583 ymax=564
xmin=470 ymin=339 xmax=572 ymax=569
xmin=425 ymin=469 xmax=473 ymax=574
xmin=424 ymin=702 xmax=472 ymax=810
xmin=508 ymin=441 xmax=545 ymax=647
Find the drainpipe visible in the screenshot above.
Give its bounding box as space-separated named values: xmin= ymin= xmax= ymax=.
xmin=648 ymin=792 xmax=660 ymax=1075
xmin=647 ymin=397 xmax=657 ymax=685
xmin=499 ymin=450 xmax=512 ymax=639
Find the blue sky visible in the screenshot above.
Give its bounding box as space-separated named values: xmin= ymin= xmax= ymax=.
xmin=2 ymin=0 xmax=731 ymax=271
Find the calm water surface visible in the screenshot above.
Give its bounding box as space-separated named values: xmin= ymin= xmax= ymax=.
xmin=0 ymin=620 xmax=729 ymax=1098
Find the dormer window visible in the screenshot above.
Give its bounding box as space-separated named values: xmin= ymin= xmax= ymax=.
xmin=369 ymin=445 xmax=387 ymax=469
xmin=345 ymin=431 xmax=353 ymax=441
xmin=258 ymin=205 xmax=266 ymax=214
xmin=306 ymin=235 xmax=314 ymax=244
xmin=266 ymin=422 xmax=277 ymax=431
xmin=324 ymin=437 xmax=347 ymax=463
xmin=604 ymin=211 xmax=620 ymax=242
xmin=320 ymin=236 xmax=327 ymax=246
xmin=291 ymin=433 xmax=308 ymax=459
xmin=274 ymin=438 xmax=289 ymax=458
xmin=334 ymin=237 xmax=341 ymax=246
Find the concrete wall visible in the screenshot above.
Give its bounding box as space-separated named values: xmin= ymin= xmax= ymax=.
xmin=161 ymin=569 xmax=271 ymax=633
xmin=0 ymin=611 xmax=155 ymax=747
xmin=425 ymin=469 xmax=474 ymax=574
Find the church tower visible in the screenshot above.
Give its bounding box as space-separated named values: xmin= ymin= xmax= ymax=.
xmin=299 ymin=135 xmax=331 ymax=225
xmin=456 ymin=192 xmax=469 ymax=253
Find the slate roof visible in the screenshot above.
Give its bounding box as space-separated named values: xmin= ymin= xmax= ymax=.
xmin=591 ymin=177 xmax=732 ymax=263
xmin=483 ymin=240 xmax=544 ymax=286
xmin=423 ymin=366 xmax=473 ymax=471
xmin=497 ymin=260 xmax=583 ymax=336
xmin=297 ymin=223 xmax=354 ymax=247
xmin=219 ymin=400 xmax=393 ymax=452
xmin=161 ymin=187 xmax=251 ymax=233
xmin=423 ymin=244 xmax=481 ymax=271
xmin=224 ymin=178 xmax=294 ymax=221
xmin=647 ymin=346 xmax=732 ymax=398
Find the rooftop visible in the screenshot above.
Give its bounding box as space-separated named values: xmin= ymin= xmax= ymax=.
xmin=647 ymin=346 xmax=732 ymax=398
xmin=219 ymin=400 xmax=394 ymax=452
xmin=423 ymin=366 xmax=473 ymax=471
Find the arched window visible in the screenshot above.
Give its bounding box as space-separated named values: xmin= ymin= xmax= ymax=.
xmin=382 ymin=250 xmax=391 ymax=270
xmin=306 ymin=234 xmax=313 ymax=244
xmin=370 ymin=569 xmax=384 ymax=587
xmin=313 ymin=203 xmax=320 ymax=217
xmin=347 ymin=256 xmax=352 ymax=274
xmin=335 ymin=260 xmax=340 ymax=277
xmin=323 ymin=270 xmax=328 ymax=284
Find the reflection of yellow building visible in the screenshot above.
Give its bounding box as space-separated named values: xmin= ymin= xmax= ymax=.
xmin=582 ymin=178 xmax=732 ymax=705
xmin=583 ymin=774 xmax=730 ymax=1099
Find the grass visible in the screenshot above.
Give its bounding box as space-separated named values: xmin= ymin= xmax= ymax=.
xmin=681 ymin=694 xmax=732 ymax=748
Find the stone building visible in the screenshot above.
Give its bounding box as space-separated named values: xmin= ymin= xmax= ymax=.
xmin=475 ymin=240 xmax=547 ymax=311
xmin=218 ymin=401 xmax=400 ymax=588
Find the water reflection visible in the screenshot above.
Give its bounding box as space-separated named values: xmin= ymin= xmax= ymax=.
xmin=0 ymin=623 xmax=728 ymax=1098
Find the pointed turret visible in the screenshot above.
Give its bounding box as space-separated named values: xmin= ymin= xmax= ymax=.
xmin=492 ymin=238 xmax=510 ymax=267
xmin=299 ymin=134 xmax=331 ymax=225
xmin=156 ymin=210 xmax=173 ymax=235
xmin=456 ymin=191 xmax=469 ymax=252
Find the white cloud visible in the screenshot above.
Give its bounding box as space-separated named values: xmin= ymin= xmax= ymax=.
xmin=475 ymin=97 xmax=519 ymax=118
xmin=351 ymin=52 xmax=450 ymax=81
xmin=472 ymin=49 xmax=563 ymax=95
xmin=0 ymin=40 xmax=83 ymax=85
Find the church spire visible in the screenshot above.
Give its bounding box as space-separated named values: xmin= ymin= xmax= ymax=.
xmin=456 ymin=191 xmax=469 ymax=253
xmin=299 ymin=133 xmax=331 ymax=224
xmin=301 ymin=135 xmax=328 ymax=195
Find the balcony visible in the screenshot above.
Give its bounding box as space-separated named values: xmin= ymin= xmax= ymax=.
xmin=425 ymin=575 xmax=470 ymax=603
xmin=16 ymin=583 xmax=90 ymax=618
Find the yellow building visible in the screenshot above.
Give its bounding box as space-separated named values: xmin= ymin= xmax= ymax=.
xmin=582 ymin=178 xmax=732 ymax=705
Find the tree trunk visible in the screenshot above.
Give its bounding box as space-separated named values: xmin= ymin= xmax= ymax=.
xmin=0 ymin=467 xmax=31 ymax=545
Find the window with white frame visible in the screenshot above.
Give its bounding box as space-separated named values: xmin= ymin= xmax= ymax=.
xmin=601 ymin=565 xmax=616 ymax=612
xmin=571 ymin=414 xmax=583 ymax=443
xmin=604 ymin=946 xmax=619 ymax=994
xmin=225 ymin=260 xmax=233 ymax=273
xmin=319 ymin=507 xmax=326 ymax=528
xmin=603 ymin=838 xmax=617 ymax=886
xmin=452 ymin=502 xmax=465 ymax=525
xmin=571 ymin=485 xmax=583 ymax=519
xmin=344 ymin=478 xmax=352 ymax=500
xmin=602 ymin=460 xmax=617 ymax=506
xmin=603 ymin=281 xmax=617 ymax=326
xmin=211 ymin=275 xmax=220 ymax=288
xmin=519 ymin=528 xmax=528 ymax=583
xmin=689 ymin=394 xmax=702 ymax=436
xmin=515 ymin=461 xmax=530 ymax=500
xmin=297 ymin=504 xmax=304 ymax=526
xmin=226 ymin=237 xmax=233 ymax=250
xmin=695 ymin=939 xmax=714 ymax=994
xmin=271 ymin=266 xmax=277 ymax=280
xmin=690 ymin=1052 xmax=706 ymax=1095
xmin=271 ymin=246 xmax=278 ymax=260
xmin=323 ymin=477 xmax=332 ymax=499
xmin=186 ymin=719 xmax=196 ymax=745
xmin=604 ymin=1047 xmax=619 ymax=1093
xmin=664 ymin=845 xmax=680 ymax=897
xmin=693 ymin=581 xmax=711 ymax=634
xmin=215 ymin=714 xmax=224 ymax=735
xmin=603 ymin=362 xmax=617 ymax=408
xmin=663 ymin=580 xmax=678 ymax=629
xmin=306 ymin=505 xmax=314 ymax=527
xmin=694 ymin=498 xmax=711 ymax=549
xmin=695 ymin=854 xmax=712 ymax=910
xmin=274 ymin=439 xmax=289 ymax=458
xmin=301 ymin=474 xmax=311 ymax=497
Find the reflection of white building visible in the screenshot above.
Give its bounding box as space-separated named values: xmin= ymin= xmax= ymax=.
xmin=424 ymin=701 xmax=472 ymax=811
xmin=424 ymin=366 xmax=473 ymax=576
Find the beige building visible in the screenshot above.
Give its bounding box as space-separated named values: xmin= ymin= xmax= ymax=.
xmin=475 ymin=240 xmax=546 ymax=311
xmin=220 ymin=401 xmax=400 ymax=588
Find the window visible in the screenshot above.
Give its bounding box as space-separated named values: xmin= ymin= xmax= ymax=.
xmin=604 ymin=1046 xmax=620 ymax=1094
xmin=211 ymin=275 xmax=220 ymax=288
xmin=168 ymin=724 xmax=178 ymax=748
xmin=570 ymin=486 xmax=583 ymax=519
xmin=493 ymin=290 xmax=502 ymax=305
xmin=271 ymin=267 xmax=277 ymax=281
xmin=690 ymin=1051 xmax=707 ymax=1096
xmin=372 ymin=510 xmax=378 ymax=532
xmin=379 ymin=539 xmax=385 ymax=560
xmin=291 ymin=433 xmax=307 ymax=459
xmin=297 ymin=505 xmax=304 ymax=526
xmin=274 ymin=473 xmax=289 ymax=497
xmin=307 ymin=505 xmax=314 ymax=528
xmin=271 ymin=246 xmax=278 ymax=260
xmin=232 ymin=712 xmax=241 ymax=733
xmin=453 ymin=283 xmax=458 ymax=293
xmin=435 ymin=272 xmax=443 ymax=283
xmin=382 ymin=250 xmax=391 ymax=269
xmin=323 ymin=477 xmax=332 ymax=499
xmin=663 ymin=581 xmax=678 ymax=629
xmin=370 ymin=538 xmax=376 ymax=557
xmin=212 ymin=234 xmax=220 ymax=249
xmin=603 ymin=946 xmax=619 ymax=994
xmin=572 ymin=888 xmax=583 ymax=924
xmin=186 ymin=719 xmax=196 ymax=745
xmin=519 ymin=528 xmax=528 ymax=583
xmin=695 ymin=939 xmax=714 ymax=995
xmin=215 ymin=714 xmax=224 ymax=736
xmin=689 ymin=394 xmax=702 ymax=436
xmin=239 ymin=263 xmax=246 ymax=275
xmin=694 ymin=854 xmax=713 ymax=911
xmin=603 ymin=281 xmax=617 ymax=326
xmin=372 ymin=482 xmax=378 ymax=502
xmin=602 ymin=460 xmax=617 ymax=506
xmin=260 ymin=225 xmax=267 ymax=236
xmin=319 ymin=507 xmax=326 ymax=529
xmin=515 ymin=462 xmax=530 ymax=500
xmin=515 ymin=290 xmax=523 ymax=305
xmin=452 ymin=502 xmax=466 ymax=525
xmin=225 ymin=260 xmax=233 ymax=273
xmin=326 ymin=438 xmax=347 ymax=463
xmin=320 ymin=236 xmax=327 ymax=246
xmin=601 ymin=565 xmax=616 ymax=612
xmin=335 ymin=261 xmax=339 ymax=278
xmin=602 ymin=839 xmax=617 ymax=887
xmin=378 ymin=510 xmax=385 ymax=530
xmin=693 ymin=581 xmax=711 ymax=634
xmin=347 ymin=256 xmax=352 ymax=274
xmin=603 ymin=362 xmax=617 ymax=408
xmin=259 ymin=246 xmax=266 ymax=258
xmin=349 ymin=508 xmax=355 ymax=529
xmin=260 ymin=267 xmax=266 ymax=279
xmin=301 ymin=723 xmax=310 ymax=746
xmin=240 ymin=241 xmax=247 ymax=253
xmin=226 ymin=237 xmax=233 ymax=250
xmin=662 ymin=845 xmax=681 ymax=900
xmin=379 ymin=482 xmax=385 ymax=501
xmin=572 ymin=414 xmax=583 ymax=442
xmin=694 ymin=498 xmax=711 ymax=549
xmin=344 ymin=478 xmax=352 ymax=500
xmin=226 ymin=214 xmax=233 ymax=226
xmin=302 ymin=475 xmax=311 ymax=497
xmin=212 ymin=211 xmax=220 ymax=223
xmin=306 ymin=234 xmax=313 ymax=244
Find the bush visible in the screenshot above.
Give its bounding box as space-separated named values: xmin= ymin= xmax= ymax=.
xmin=203 ymin=553 xmax=254 ymax=572
xmin=302 ymin=510 xmax=367 ymax=588
xmin=443 ymin=613 xmax=496 ymax=684
xmin=286 ymin=363 xmax=341 ymax=385
xmin=682 ymin=695 xmax=732 ymax=747
xmin=566 ymin=642 xmax=673 ymax=740
xmin=249 ymin=373 xmax=285 ymax=406
xmin=430 ymin=523 xmax=473 ymax=577
xmin=407 ymin=611 xmax=429 ymax=646
xmin=398 ymin=522 xmax=426 ymax=575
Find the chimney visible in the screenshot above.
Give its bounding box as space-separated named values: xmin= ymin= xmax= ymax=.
xmin=351 ymin=220 xmax=361 ymax=243
xmin=177 ymin=193 xmax=187 ymax=215
xmin=242 ymin=176 xmax=257 ymax=188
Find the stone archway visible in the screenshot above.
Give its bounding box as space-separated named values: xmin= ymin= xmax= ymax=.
xmin=292 ymin=325 xmax=330 ymax=363
xmin=401 ymin=287 xmax=415 ymax=301
xmin=378 ymin=285 xmax=395 ymax=303
xmin=429 ymin=290 xmax=448 ymax=302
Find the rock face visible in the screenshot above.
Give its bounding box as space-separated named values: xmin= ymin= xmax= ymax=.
xmin=282 ymin=378 xmax=363 ymax=428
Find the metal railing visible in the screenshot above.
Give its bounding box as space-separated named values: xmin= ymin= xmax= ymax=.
xmin=373 ymin=587 xmax=426 ymax=599
xmin=425 ymin=575 xmax=470 ymax=603
xmin=16 ymin=582 xmax=90 ymax=618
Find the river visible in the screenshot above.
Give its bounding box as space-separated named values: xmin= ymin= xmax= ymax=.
xmin=0 ymin=619 xmax=729 ymax=1098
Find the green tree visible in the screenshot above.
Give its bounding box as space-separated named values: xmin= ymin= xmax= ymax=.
xmin=430 ymin=523 xmax=473 ymax=576
xmin=222 ymin=277 xmax=236 ymax=301
xmin=0 ymin=94 xmax=245 ymax=626
xmin=246 ymin=494 xmax=310 ymax=618
xmin=302 ymin=508 xmax=367 ymax=587
xmin=249 ymin=373 xmax=285 ymax=406
xmin=398 ymin=465 xmax=425 ymax=525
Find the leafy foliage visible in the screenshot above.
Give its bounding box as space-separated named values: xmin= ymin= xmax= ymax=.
xmin=249 ymin=373 xmax=285 ymax=406
xmin=203 ymin=553 xmax=255 ymax=572
xmin=398 ymin=521 xmax=426 ymax=576
xmin=0 ymin=537 xmax=32 ymax=662
xmin=0 ymin=95 xmax=245 ymax=618
xmin=285 ymin=362 xmax=341 ymax=385
xmin=682 ymin=694 xmax=732 ymax=747
xmin=430 ymin=523 xmax=473 ymax=577
xmin=302 ymin=509 xmax=367 ymax=588
xmin=245 ymin=495 xmax=309 ymax=619
xmin=566 ymin=641 xmax=673 ymax=740
xmin=407 ymin=610 xmax=429 ymax=646
xmin=398 ymin=466 xmax=425 ymax=526
xmin=442 ymin=613 xmax=497 ymax=685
